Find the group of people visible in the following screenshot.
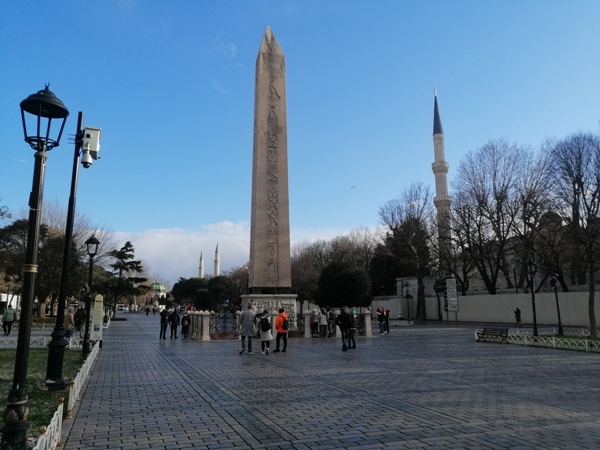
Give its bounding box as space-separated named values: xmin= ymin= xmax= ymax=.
xmin=309 ymin=308 xmax=332 ymax=338
xmin=64 ymin=304 xmax=87 ymax=338
xmin=238 ymin=304 xmax=289 ymax=355
xmin=376 ymin=307 xmax=390 ymax=334
xmin=159 ymin=307 xmax=191 ymax=339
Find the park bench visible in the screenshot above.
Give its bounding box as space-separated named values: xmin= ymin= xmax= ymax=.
xmin=476 ymin=327 xmax=509 ymax=344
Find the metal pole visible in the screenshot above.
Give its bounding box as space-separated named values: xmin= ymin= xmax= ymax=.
xmin=528 ymin=265 xmax=538 ymax=337
xmin=82 ymin=254 xmax=94 ymax=359
xmin=0 ymin=147 xmax=47 ymax=449
xmin=45 ymin=111 xmax=84 ymax=389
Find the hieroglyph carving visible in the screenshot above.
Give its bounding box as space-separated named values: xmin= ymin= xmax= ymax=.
xmin=262 ymin=53 xmax=284 ymax=285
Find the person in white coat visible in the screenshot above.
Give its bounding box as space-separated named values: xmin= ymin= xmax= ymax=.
xmin=255 ymin=309 xmax=273 ymax=354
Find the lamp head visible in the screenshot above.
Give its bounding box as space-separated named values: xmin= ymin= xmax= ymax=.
xmin=85 ymin=235 xmax=100 ymax=258
xmin=20 ymin=84 xmax=69 ymax=151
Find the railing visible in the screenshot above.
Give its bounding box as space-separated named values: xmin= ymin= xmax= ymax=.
xmin=31 ymin=399 xmax=64 ymax=450
xmin=0 ymin=336 xmax=84 ymax=349
xmin=31 ymin=342 xmax=101 ymax=449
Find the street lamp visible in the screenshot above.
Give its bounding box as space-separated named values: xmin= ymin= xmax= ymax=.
xmin=1 ymin=86 xmax=69 ymax=449
xmin=45 ymin=111 xmax=101 ymax=389
xmin=550 ymin=275 xmax=564 ymax=336
xmin=527 ymin=260 xmax=539 ymax=337
xmin=403 ymin=282 xmax=413 ymax=321
xmin=82 ymin=235 xmax=100 ymax=359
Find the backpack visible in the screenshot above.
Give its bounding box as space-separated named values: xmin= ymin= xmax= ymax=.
xmin=182 ymin=318 xmax=189 ymax=327
xmin=260 ymin=317 xmax=271 ymax=332
xmin=282 ymin=317 xmax=289 ymax=330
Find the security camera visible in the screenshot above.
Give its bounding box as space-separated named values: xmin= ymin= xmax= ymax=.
xmin=81 ymin=151 xmax=93 ymax=168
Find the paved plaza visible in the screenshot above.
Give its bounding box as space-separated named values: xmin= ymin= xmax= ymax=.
xmin=61 ymin=314 xmax=600 ymax=449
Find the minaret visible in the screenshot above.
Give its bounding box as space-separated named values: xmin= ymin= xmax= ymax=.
xmin=199 ymin=252 xmax=204 ymax=279
xmin=432 ymin=88 xmax=452 ymax=254
xmin=214 ymin=244 xmax=220 ymax=277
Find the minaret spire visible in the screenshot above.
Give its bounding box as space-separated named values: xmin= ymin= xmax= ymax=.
xmin=431 ymin=88 xmax=452 ymax=257
xmin=199 ymin=252 xmax=204 ymax=279
xmin=214 ymin=244 xmax=220 ymax=277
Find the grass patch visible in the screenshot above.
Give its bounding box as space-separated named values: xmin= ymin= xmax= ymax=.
xmin=0 ymin=349 xmax=82 ymax=440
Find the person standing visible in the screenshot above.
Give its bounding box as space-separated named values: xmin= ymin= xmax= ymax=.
xmin=239 ymin=303 xmax=256 ymax=354
xmin=169 ymin=308 xmax=180 ymax=339
xmin=159 ymin=307 xmax=169 ymax=339
xmin=384 ymin=308 xmax=390 ymax=334
xmin=255 ymin=309 xmax=273 ymax=354
xmin=348 ymin=309 xmax=357 ymax=349
xmin=376 ymin=308 xmax=385 ymax=334
xmin=2 ymin=304 xmax=16 ymax=335
xmin=310 ymin=309 xmax=319 ymax=337
xmin=335 ymin=307 xmax=351 ymax=351
xmin=319 ymin=308 xmax=328 ymax=338
xmin=74 ymin=306 xmax=86 ymax=338
xmin=273 ymin=308 xmax=289 ymax=353
xmin=514 ymin=307 xmax=522 ymax=327
xmin=181 ymin=312 xmax=190 ymax=339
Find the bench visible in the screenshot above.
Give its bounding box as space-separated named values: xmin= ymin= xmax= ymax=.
xmin=476 ymin=327 xmax=509 ymax=344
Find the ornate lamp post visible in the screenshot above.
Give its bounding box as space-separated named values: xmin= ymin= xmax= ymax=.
xmin=1 ymin=86 xmax=69 ymax=449
xmin=82 ymin=235 xmax=100 ymax=360
xmin=527 ymin=260 xmax=539 ymax=337
xmin=45 ymin=112 xmax=101 ymax=389
xmin=550 ymin=275 xmax=564 ymax=336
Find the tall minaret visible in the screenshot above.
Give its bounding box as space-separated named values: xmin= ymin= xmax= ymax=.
xmin=199 ymin=252 xmax=204 ymax=278
xmin=432 ymin=88 xmax=452 ymax=254
xmin=214 ymin=244 xmax=220 ymax=277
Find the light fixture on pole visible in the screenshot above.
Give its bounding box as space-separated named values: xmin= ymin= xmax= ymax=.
xmin=1 ymin=85 xmax=69 ymax=449
xmin=550 ymin=274 xmax=564 ymax=336
xmin=403 ymin=282 xmax=413 ymax=321
xmin=527 ymin=260 xmax=539 ymax=337
xmin=82 ymin=235 xmax=100 ymax=360
xmin=45 ymin=112 xmax=101 ymax=389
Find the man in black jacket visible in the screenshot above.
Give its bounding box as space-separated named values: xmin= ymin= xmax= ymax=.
xmin=334 ymin=308 xmax=352 ymax=351
xmin=169 ymin=308 xmax=180 ymax=339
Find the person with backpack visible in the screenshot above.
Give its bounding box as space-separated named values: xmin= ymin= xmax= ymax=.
xmin=255 ymin=309 xmax=273 ymax=354
xmin=273 ymin=308 xmax=289 ymax=353
xmin=181 ymin=312 xmax=190 ymax=339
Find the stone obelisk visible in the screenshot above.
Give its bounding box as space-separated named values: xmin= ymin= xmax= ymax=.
xmin=242 ymin=27 xmax=297 ymax=316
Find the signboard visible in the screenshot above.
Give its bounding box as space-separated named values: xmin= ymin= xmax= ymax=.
xmin=445 ymin=277 xmax=458 ymax=312
xmin=91 ymin=294 xmax=104 ymax=345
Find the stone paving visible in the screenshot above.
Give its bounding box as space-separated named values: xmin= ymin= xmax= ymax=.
xmin=61 ymin=314 xmax=600 ymax=449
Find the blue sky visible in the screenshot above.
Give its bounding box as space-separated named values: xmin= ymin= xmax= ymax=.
xmin=1 ymin=1 xmax=599 ymax=287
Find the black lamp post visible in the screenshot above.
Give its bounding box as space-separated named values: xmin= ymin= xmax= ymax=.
xmin=82 ymin=235 xmax=100 ymax=360
xmin=527 ymin=260 xmax=539 ymax=337
xmin=550 ymin=275 xmax=564 ymax=336
xmin=403 ymin=282 xmax=413 ymax=321
xmin=45 ymin=112 xmax=100 ymax=389
xmin=1 ymin=86 xmax=69 ymax=449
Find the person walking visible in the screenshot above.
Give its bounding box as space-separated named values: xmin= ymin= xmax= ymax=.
xmin=64 ymin=306 xmax=75 ymax=338
xmin=2 ymin=304 xmax=16 ymax=335
xmin=159 ymin=307 xmax=169 ymax=339
xmin=239 ymin=303 xmax=256 ymax=354
xmin=273 ymin=308 xmax=289 ymax=353
xmin=310 ymin=309 xmax=320 ymax=337
xmin=74 ymin=306 xmax=86 ymax=338
xmin=377 ymin=307 xmax=385 ymax=334
xmin=255 ymin=309 xmax=273 ymax=354
xmin=319 ymin=308 xmax=328 ymax=338
xmin=169 ymin=308 xmax=180 ymax=339
xmin=335 ymin=307 xmax=352 ymax=351
xmin=181 ymin=312 xmax=190 ymax=339
xmin=348 ymin=309 xmax=357 ymax=349
xmin=514 ymin=307 xmax=522 ymax=327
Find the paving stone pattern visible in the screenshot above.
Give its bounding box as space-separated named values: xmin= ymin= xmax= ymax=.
xmin=62 ymin=315 xmax=600 ymax=449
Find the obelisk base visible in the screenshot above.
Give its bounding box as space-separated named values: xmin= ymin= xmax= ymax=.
xmin=241 ymin=294 xmax=298 ymax=327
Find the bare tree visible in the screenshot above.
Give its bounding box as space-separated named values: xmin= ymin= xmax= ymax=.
xmin=551 ymin=132 xmax=600 ymax=337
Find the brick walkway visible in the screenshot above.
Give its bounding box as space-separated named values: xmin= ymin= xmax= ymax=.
xmin=62 ymin=314 xmax=600 ymax=449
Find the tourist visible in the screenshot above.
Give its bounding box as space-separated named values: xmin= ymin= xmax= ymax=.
xmin=255 ymin=309 xmax=273 ymax=354
xmin=74 ymin=305 xmax=86 ymax=338
xmin=334 ymin=307 xmax=351 ymax=351
xmin=2 ymin=304 xmax=16 ymax=335
xmin=310 ymin=309 xmax=320 ymax=337
xmin=181 ymin=312 xmax=190 ymax=338
xmin=377 ymin=308 xmax=385 ymax=334
xmin=239 ymin=303 xmax=256 ymax=354
xmin=64 ymin=306 xmax=75 ymax=338
xmin=169 ymin=308 xmax=180 ymax=339
xmin=159 ymin=307 xmax=169 ymax=339
xmin=273 ymin=308 xmax=289 ymax=353
xmin=384 ymin=308 xmax=390 ymax=334
xmin=514 ymin=307 xmax=522 ymax=327
xmin=348 ymin=309 xmax=357 ymax=349
xmin=319 ymin=308 xmax=328 ymax=338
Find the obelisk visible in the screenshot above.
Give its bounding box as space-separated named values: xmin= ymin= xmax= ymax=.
xmin=243 ymin=27 xmax=297 ymax=316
